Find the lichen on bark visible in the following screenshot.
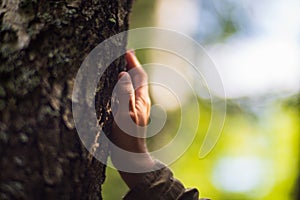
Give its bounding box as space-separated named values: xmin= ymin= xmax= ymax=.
xmin=0 ymin=0 xmax=133 ymax=199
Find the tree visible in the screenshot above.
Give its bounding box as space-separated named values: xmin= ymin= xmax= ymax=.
xmin=0 ymin=0 xmax=133 ymax=199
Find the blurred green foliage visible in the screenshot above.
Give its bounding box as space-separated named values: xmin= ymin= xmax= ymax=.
xmin=170 ymin=97 xmax=299 ymax=200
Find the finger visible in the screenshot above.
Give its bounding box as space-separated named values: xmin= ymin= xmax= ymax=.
xmin=126 ymin=50 xmax=141 ymax=70
xmin=115 ymin=72 xmax=135 ymax=114
xmin=125 ymin=50 xmax=149 ymax=100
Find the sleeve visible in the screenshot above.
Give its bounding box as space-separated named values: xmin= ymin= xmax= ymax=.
xmin=123 ymin=161 xmax=210 ymax=200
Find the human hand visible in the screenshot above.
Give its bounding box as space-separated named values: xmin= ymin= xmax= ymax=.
xmin=110 ymin=50 xmax=154 ymax=188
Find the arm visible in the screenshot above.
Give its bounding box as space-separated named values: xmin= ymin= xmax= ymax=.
xmin=110 ymin=50 xmax=205 ymax=200
xmin=110 ymin=50 xmax=155 ymax=188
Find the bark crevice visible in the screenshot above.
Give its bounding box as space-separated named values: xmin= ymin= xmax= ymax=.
xmin=0 ymin=0 xmax=133 ymax=199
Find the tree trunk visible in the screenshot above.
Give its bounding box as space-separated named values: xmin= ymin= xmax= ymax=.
xmin=0 ymin=0 xmax=133 ymax=199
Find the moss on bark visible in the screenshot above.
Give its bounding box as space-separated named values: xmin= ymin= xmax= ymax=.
xmin=0 ymin=0 xmax=133 ymax=199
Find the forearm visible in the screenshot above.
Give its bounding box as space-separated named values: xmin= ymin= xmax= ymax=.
xmin=110 ymin=131 xmax=155 ymax=189
xmin=113 ymin=155 xmax=154 ymax=188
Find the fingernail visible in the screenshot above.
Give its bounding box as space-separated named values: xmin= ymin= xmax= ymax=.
xmin=128 ymin=49 xmax=135 ymax=55
xmin=118 ymin=71 xmax=125 ymax=79
xmin=118 ymin=71 xmax=130 ymax=80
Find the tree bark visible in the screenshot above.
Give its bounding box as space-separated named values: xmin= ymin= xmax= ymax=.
xmin=0 ymin=0 xmax=133 ymax=199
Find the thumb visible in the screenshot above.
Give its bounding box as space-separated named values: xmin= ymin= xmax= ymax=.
xmin=115 ymin=72 xmax=135 ymax=114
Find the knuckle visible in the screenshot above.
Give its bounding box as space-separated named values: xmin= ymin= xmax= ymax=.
xmin=136 ymin=97 xmax=150 ymax=108
xmin=140 ymin=70 xmax=148 ymax=81
xmin=133 ymin=68 xmax=148 ymax=80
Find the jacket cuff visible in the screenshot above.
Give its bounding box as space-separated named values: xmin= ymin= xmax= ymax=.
xmin=123 ymin=160 xmax=186 ymax=200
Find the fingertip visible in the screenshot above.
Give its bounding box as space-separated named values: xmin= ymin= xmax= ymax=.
xmin=127 ymin=49 xmax=135 ymax=55
xmin=118 ymin=72 xmax=132 ymax=85
xmin=126 ymin=50 xmax=141 ymax=70
xmin=118 ymin=71 xmax=128 ymax=80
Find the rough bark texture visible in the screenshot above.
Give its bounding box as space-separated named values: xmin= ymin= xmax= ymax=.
xmin=0 ymin=0 xmax=133 ymax=199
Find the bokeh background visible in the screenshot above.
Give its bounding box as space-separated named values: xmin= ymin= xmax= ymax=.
xmin=103 ymin=0 xmax=300 ymax=199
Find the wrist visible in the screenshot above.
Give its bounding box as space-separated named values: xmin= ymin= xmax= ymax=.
xmin=118 ymin=155 xmax=155 ymax=189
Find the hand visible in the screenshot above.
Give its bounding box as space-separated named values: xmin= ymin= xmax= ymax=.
xmin=110 ymin=50 xmax=155 ymax=188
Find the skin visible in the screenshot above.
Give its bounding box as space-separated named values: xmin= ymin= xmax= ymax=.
xmin=110 ymin=50 xmax=155 ymax=189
